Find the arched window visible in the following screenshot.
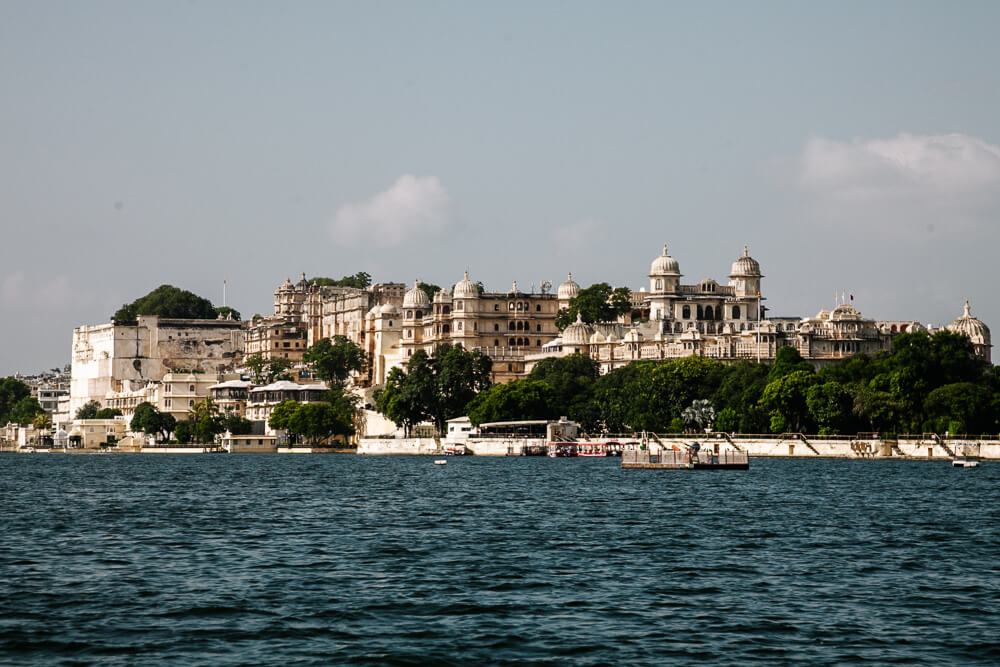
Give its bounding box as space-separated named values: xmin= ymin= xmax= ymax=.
xmin=704 ymin=306 xmax=713 ymax=320
xmin=443 ymin=306 xmax=450 ymax=315
xmin=406 ymin=310 xmax=413 ymax=319
xmin=697 ymin=305 xmax=703 ymax=320
xmin=655 ymin=279 xmax=662 ymax=290
xmin=536 ymin=340 xmax=541 ymax=346
xmin=732 ymin=306 xmax=740 ymax=319
xmin=415 ymin=310 xmax=423 ymax=319
xmin=536 ymin=305 xmax=541 ymax=312
xmin=494 ymin=324 xmax=499 ymax=331
xmin=494 ymin=339 xmax=500 ymax=347
xmin=536 ymin=324 xmax=541 ymax=332
xmin=508 ymin=322 xmax=515 ymax=330
xmin=682 ymin=305 xmax=691 ymax=319
xmin=443 ymin=324 xmax=450 ymax=334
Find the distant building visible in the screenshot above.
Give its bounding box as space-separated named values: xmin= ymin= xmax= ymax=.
xmin=70 ymin=316 xmax=245 ymax=415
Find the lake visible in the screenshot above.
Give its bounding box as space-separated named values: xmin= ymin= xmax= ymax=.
xmin=1 ymin=454 xmax=998 ymax=665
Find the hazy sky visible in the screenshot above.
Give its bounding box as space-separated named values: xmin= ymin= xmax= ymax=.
xmin=3 ymin=1 xmax=1000 ymax=375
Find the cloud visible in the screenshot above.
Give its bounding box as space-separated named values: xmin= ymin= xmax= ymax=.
xmin=552 ymin=218 xmax=603 ymax=253
xmin=784 ymin=133 xmax=1000 ymax=238
xmin=329 ymin=175 xmax=451 ymax=247
xmin=2 ymin=271 xmax=93 ymax=310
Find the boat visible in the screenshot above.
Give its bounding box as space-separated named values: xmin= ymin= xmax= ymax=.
xmin=434 ymin=459 xmax=447 ymax=465
xmin=443 ymin=443 xmax=470 ymax=456
xmin=952 ymin=456 xmax=980 ymax=468
xmin=622 ymin=440 xmax=749 ymax=470
xmin=546 ymin=443 xmax=578 ymax=457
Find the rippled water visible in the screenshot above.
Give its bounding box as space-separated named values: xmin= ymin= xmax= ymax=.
xmin=2 ymin=454 xmax=998 ymax=665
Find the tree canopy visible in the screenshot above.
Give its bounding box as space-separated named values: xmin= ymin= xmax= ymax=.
xmin=375 ymin=344 xmax=492 ymax=433
xmin=245 ymin=354 xmax=294 ymax=384
xmin=555 ymin=283 xmax=632 ymax=330
xmin=310 ymin=272 xmax=372 ymax=289
xmin=303 ymin=336 xmax=367 ymax=387
xmin=0 ymin=378 xmax=44 ymax=425
xmin=113 ymin=285 xmax=222 ymax=322
xmin=130 ymin=402 xmax=176 ymax=441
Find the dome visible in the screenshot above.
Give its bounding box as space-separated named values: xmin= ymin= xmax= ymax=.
xmin=947 ymin=301 xmax=991 ymax=347
xmin=830 ymin=303 xmax=862 ymax=321
xmin=277 ymin=277 xmax=294 ymax=292
xmin=379 ymin=303 xmax=399 ymax=315
xmin=562 ymin=313 xmax=594 ymax=346
xmin=296 ymin=272 xmax=310 ymax=289
xmin=366 ymin=306 xmax=379 ymax=319
xmin=650 ymin=245 xmax=680 ymax=276
xmin=453 ymin=272 xmax=479 ymax=299
xmin=815 ymin=308 xmax=831 ymax=320
xmin=730 ymin=245 xmax=761 ymax=277
xmin=589 ymin=331 xmax=606 ymax=344
xmin=557 ymin=272 xmax=580 ymax=300
xmin=402 ymin=280 xmax=430 ymax=308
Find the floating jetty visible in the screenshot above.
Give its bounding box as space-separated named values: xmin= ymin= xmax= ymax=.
xmin=622 ymin=438 xmax=749 ymax=470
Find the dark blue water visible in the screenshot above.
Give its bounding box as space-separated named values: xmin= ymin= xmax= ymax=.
xmin=2 ymin=454 xmax=998 ymax=665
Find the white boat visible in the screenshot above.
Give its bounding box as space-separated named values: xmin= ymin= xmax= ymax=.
xmin=434 ymin=459 xmax=448 ymax=465
xmin=952 ymin=456 xmax=980 ymax=468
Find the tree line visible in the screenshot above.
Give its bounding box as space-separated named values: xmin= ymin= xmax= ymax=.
xmin=375 ymin=329 xmax=1000 ymax=437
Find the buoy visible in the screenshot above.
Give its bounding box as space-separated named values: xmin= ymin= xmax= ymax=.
xmin=434 ymin=459 xmax=447 ymax=465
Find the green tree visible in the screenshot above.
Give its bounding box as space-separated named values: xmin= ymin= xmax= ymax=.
xmin=768 ymin=346 xmax=814 ymax=382
xmin=246 ymin=354 xmax=295 ymax=384
xmin=94 ymin=408 xmax=122 ymax=419
xmin=759 ymin=370 xmax=818 ymax=433
xmin=467 ymin=380 xmax=553 ymax=426
xmin=174 ymin=420 xmax=193 ymax=444
xmin=268 ymin=399 xmax=300 ymax=432
xmin=8 ymin=396 xmax=44 ymax=425
xmin=375 ymin=345 xmax=492 ymax=433
xmin=417 ymin=281 xmax=441 ymax=302
xmin=555 ymin=282 xmax=632 ymax=329
xmin=245 ymin=353 xmax=268 ymax=383
xmin=806 ymin=381 xmax=853 ymax=435
xmin=528 ymin=353 xmax=600 ymax=429
xmin=113 ymin=284 xmax=218 ymax=322
xmin=923 ymin=382 xmax=994 ymax=435
xmin=715 ymin=407 xmax=739 ymax=432
xmin=0 ymin=377 xmax=32 ymax=424
xmin=287 ymin=401 xmax=355 ymax=443
xmin=304 ymin=336 xmax=367 ymax=387
xmin=74 ymin=399 xmax=102 ymax=420
xmin=310 ymin=272 xmax=372 ymax=289
xmin=32 ymin=412 xmax=52 ymax=431
xmin=130 ymin=402 xmax=176 ymax=441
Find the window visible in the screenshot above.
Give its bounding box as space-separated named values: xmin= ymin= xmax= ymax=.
xmin=508 ymin=302 xmax=515 ymax=310
xmin=444 ymin=306 xmax=451 ymax=314
xmin=457 ymin=322 xmax=463 ymax=331
xmin=494 ymin=324 xmax=499 ymax=331
xmin=732 ymin=306 xmax=741 ymax=319
xmin=189 ymin=400 xmax=194 ymax=407
xmin=415 ymin=310 xmax=423 ymax=319
xmin=509 ymin=322 xmax=515 ymax=330
xmin=165 ymin=398 xmax=171 ymax=407
xmin=536 ymin=340 xmax=541 ymax=346
xmin=655 ymin=279 xmax=662 ymax=290
xmin=536 ymin=305 xmax=541 ymax=312
xmin=494 ymin=304 xmax=499 ymax=311
xmin=536 ymin=324 xmax=541 ymax=332
xmin=494 ymin=339 xmax=500 ymax=346
xmin=189 ymin=385 xmax=195 ymax=392
xmin=407 ymin=310 xmax=413 ymax=318
xmin=283 ymin=342 xmax=290 ymax=348
xmin=705 ymin=306 xmax=713 ymax=320
xmin=165 ymin=385 xmax=171 ymax=393
xmin=682 ymin=305 xmax=691 ymax=319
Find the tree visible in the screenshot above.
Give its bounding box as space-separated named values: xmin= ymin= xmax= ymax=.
xmin=268 ymin=399 xmax=300 ymax=432
xmin=555 ymin=282 xmax=632 ymax=329
xmin=682 ymin=399 xmax=716 ymax=431
xmin=417 ymin=281 xmax=441 ymax=303
xmin=32 ymin=413 xmax=52 ymax=431
xmin=759 ymin=370 xmax=818 ymax=433
xmin=113 ymin=285 xmax=218 ymax=322
xmin=286 ymin=402 xmax=355 ymax=444
xmin=94 ymin=408 xmax=122 ymax=419
xmin=130 ymin=402 xmax=176 ymax=441
xmin=245 ymin=354 xmax=293 ymax=384
xmin=768 ymin=346 xmax=814 ymax=382
xmin=174 ymin=420 xmax=193 ymax=444
xmin=375 ymin=345 xmax=492 ymax=433
xmin=310 ymin=272 xmax=372 ymax=289
xmin=528 ymin=353 xmax=601 ymax=429
xmin=8 ymin=396 xmax=44 ymax=425
xmin=303 ymin=336 xmax=367 ymax=387
xmin=0 ymin=377 xmax=32 ymax=424
xmin=923 ymin=383 xmax=995 ymax=435
xmin=467 ymin=380 xmax=554 ymax=426
xmin=74 ymin=400 xmax=102 ymax=420
xmin=806 ymin=382 xmax=853 ymax=435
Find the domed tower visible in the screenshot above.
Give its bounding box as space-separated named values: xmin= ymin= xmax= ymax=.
xmin=274 ymin=276 xmax=300 ymax=318
xmin=729 ymin=245 xmax=762 ymax=298
xmin=947 ymin=301 xmax=992 ymax=362
xmin=451 ymin=271 xmax=479 ymax=347
xmin=401 ymin=280 xmax=430 ymax=356
xmin=648 ymin=245 xmax=681 ymax=321
xmin=557 ymin=272 xmax=580 ymax=310
xmin=562 ymin=312 xmax=594 ymax=353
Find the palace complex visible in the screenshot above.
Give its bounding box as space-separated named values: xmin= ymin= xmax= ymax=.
xmin=67 ymin=243 xmax=991 ymax=434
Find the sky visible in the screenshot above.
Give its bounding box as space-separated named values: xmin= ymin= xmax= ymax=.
xmin=2 ymin=1 xmax=1000 ymax=375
